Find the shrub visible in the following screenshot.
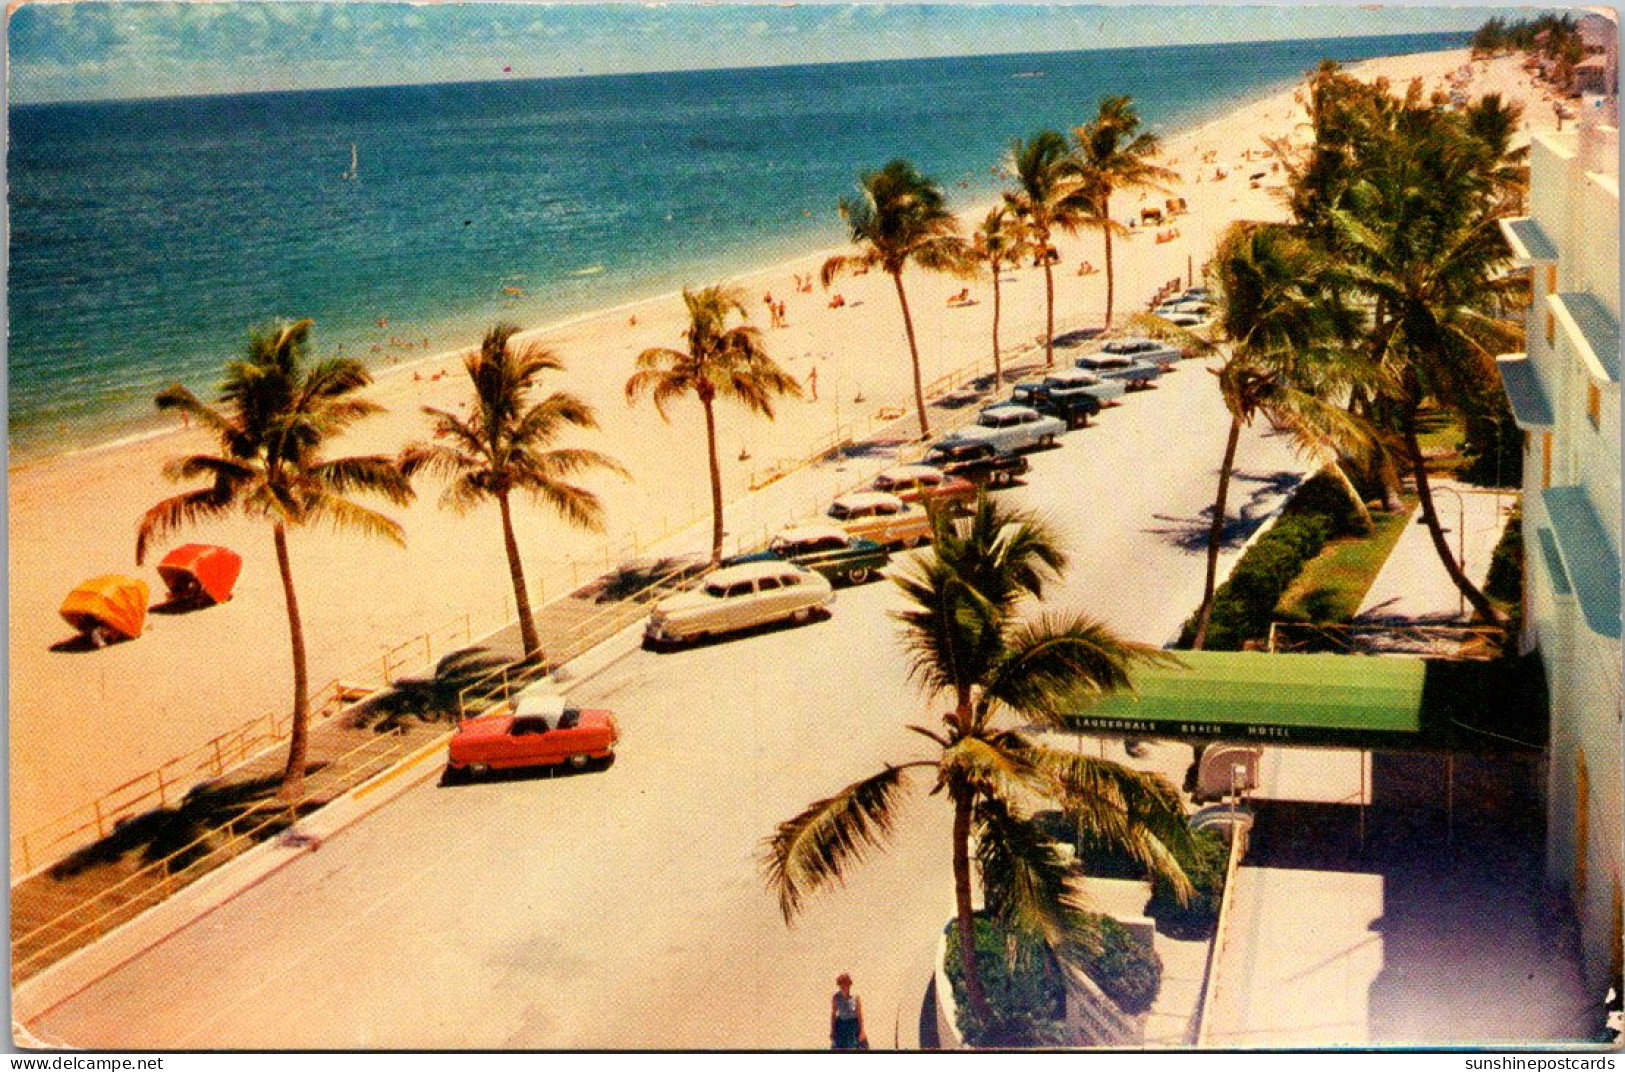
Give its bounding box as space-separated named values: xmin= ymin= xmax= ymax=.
xmin=943 ymin=915 xmax=1067 ymax=1048
xmin=1080 ymin=916 xmax=1163 ymax=1015
xmin=1485 ymin=506 xmax=1524 ymax=605
xmin=1147 ymin=827 xmax=1233 ymax=940
xmin=943 ymin=911 xmax=1165 ymax=1044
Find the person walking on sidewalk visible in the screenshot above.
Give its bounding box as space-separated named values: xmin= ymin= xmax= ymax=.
xmin=831 ymin=972 xmax=867 ymax=1050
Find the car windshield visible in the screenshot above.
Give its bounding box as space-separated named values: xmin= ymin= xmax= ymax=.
xmin=703 ymin=583 xmax=728 ymax=598
xmin=827 ymin=504 xmax=851 ymax=520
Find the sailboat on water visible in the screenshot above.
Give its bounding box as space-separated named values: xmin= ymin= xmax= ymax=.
xmin=341 ymin=143 xmax=358 ymax=181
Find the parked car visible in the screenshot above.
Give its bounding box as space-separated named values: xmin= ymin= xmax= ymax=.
xmin=446 ymin=690 xmax=619 ymax=781
xmin=1074 ymin=351 xmax=1162 ymax=390
xmin=870 ymin=464 xmax=977 ymax=507
xmin=726 ymin=524 xmax=889 ymax=586
xmin=1100 ymin=336 xmax=1183 ymax=367
xmin=1022 ymin=368 xmax=1129 ymax=428
xmin=645 ymin=560 xmax=834 ymax=646
xmin=826 ymin=491 xmax=934 ymax=548
xmin=939 ymin=403 xmax=1065 ymax=454
xmin=920 ymin=439 xmax=1030 ymax=487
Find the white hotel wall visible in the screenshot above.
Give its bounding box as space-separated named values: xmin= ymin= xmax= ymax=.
xmin=1515 ymin=118 xmax=1623 ymax=1000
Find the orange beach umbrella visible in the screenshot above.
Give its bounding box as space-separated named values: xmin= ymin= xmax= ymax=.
xmin=157 ymin=543 xmax=243 ymax=604
xmin=59 ymin=575 xmax=150 ymax=640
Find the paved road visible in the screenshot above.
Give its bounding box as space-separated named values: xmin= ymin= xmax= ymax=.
xmin=30 ymin=356 xmax=1307 ymax=1050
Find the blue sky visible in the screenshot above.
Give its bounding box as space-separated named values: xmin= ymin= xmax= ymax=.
xmin=8 ymin=2 xmax=1526 ymax=104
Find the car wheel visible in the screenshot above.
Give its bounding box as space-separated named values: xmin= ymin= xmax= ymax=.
xmin=467 ymin=763 xmax=490 ymax=779
xmin=567 ymin=754 xmax=591 ymax=771
xmin=846 ymin=566 xmax=873 ymax=585
xmin=990 ymin=470 xmax=1010 ymax=488
xmin=790 ymin=606 xmax=814 ymax=625
xmin=902 ymin=533 xmax=925 ymax=549
xmin=1039 ymin=433 xmax=1056 ymax=448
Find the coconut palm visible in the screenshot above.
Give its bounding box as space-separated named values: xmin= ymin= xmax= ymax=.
xmin=763 ymin=497 xmax=1192 ymax=1023
xmin=1004 ymin=131 xmax=1093 ymax=367
xmin=1071 ymin=96 xmax=1179 ymax=330
xmin=626 ymin=285 xmax=801 ymax=567
xmin=136 ymin=319 xmax=414 ymax=799
xmin=401 ymin=324 xmax=627 ymax=662
xmin=1328 ymin=101 xmax=1523 ymax=623
xmin=1190 ymin=223 xmax=1374 ymax=649
xmin=971 ymin=206 xmax=1030 ymax=386
xmin=823 ymin=159 xmax=973 ymax=438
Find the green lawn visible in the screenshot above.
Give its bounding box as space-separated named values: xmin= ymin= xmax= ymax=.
xmin=1276 ymin=496 xmax=1417 ymax=623
xmin=1412 ymin=407 xmax=1468 ymax=477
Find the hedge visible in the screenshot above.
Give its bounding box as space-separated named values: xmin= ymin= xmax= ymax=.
xmin=1146 ymin=827 xmax=1233 ymax=940
xmin=1178 ymin=469 xmax=1360 ymax=650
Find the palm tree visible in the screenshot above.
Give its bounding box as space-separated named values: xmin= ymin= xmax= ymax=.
xmin=1004 ymin=131 xmax=1092 ymax=367
xmin=970 ymin=206 xmax=1030 ymax=387
xmin=822 ymin=159 xmax=973 ymax=438
xmin=764 ymin=497 xmax=1192 ymax=1024
xmin=626 ymin=286 xmax=801 ymax=567
xmin=136 ymin=319 xmax=414 ymax=799
xmin=1190 ymin=223 xmax=1373 ymax=650
xmin=1071 ymin=96 xmax=1179 ymax=330
xmin=1328 ymin=100 xmax=1522 ymax=623
xmin=401 ymin=324 xmax=627 ymax=662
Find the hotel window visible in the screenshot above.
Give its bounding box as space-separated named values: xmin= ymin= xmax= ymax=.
xmin=1547 ymin=265 xmax=1558 ymax=294
xmin=1587 ymin=382 xmax=1601 ymax=430
xmin=1546 ymin=309 xmax=1556 ymax=346
xmin=1576 ymin=749 xmax=1589 ymax=905
xmin=1542 ymin=433 xmax=1553 ymax=488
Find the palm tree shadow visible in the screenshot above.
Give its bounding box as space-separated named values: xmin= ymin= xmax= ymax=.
xmin=47 ymin=769 xmax=329 ymax=879
xmin=580 ymin=556 xmax=708 ymax=603
xmin=1146 ymin=469 xmax=1303 ymax=552
xmin=347 ymin=646 xmax=533 ymax=733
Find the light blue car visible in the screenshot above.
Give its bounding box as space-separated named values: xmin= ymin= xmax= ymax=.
xmin=939 ymin=403 xmax=1065 ymax=454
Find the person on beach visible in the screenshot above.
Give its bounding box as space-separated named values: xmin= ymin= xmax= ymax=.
xmin=830 ymin=973 xmax=866 ymax=1050
xmin=806 ymin=365 xmax=818 ymax=401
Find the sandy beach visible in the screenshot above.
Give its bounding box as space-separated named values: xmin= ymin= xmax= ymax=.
xmin=7 ymin=48 xmax=1560 ymax=855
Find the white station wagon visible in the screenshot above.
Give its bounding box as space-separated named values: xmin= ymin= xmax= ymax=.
xmin=645 ymin=560 xmax=833 ymax=645
xmin=826 ymin=491 xmax=934 ymax=548
xmin=941 ymin=403 xmax=1065 ymax=455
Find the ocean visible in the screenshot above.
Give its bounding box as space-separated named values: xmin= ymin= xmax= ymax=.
xmin=6 ymin=30 xmax=1468 ymax=462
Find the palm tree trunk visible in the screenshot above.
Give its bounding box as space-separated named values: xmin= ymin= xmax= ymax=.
xmin=951 ymin=783 xmax=993 ymax=1024
xmin=890 ymin=270 xmax=931 ymax=439
xmin=1401 ymin=406 xmax=1503 ymax=623
xmin=1328 ymin=461 xmax=1375 ymax=533
xmin=991 ymin=268 xmax=1004 ymax=386
xmin=1192 ymin=415 xmax=1241 ymax=650
xmin=702 ymin=393 xmax=725 ymax=566
xmin=274 ymin=522 xmax=311 ymax=801
xmin=1103 ymin=195 xmax=1116 ymax=330
xmin=498 ymin=491 xmax=542 ymax=661
xmin=1041 ymin=255 xmax=1056 ymax=368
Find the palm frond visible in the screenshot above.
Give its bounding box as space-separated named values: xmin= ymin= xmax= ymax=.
xmin=760 ymin=763 xmax=922 ymax=921
xmin=135 ymin=487 xmax=236 ymax=564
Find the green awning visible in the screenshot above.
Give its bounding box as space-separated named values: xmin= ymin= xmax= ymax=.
xmin=1496 ymin=354 xmax=1555 ymax=430
xmin=1064 ymin=651 xmax=1548 ymax=750
xmin=1067 ymin=651 xmax=1424 ymax=743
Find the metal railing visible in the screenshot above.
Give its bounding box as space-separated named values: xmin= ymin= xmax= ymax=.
xmin=10 ymin=722 xmax=442 ymax=984
xmin=12 ymin=611 xmax=479 ymax=879
xmin=1266 ymin=620 xmax=1509 ymax=659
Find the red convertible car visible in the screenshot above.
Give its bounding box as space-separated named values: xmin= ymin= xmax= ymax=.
xmin=446 ymin=693 xmax=619 ymax=781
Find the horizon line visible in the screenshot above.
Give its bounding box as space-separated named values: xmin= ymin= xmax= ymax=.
xmin=12 ymin=25 xmax=1470 ymax=109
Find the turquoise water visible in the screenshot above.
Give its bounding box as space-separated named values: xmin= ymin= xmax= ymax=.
xmin=7 ymin=31 xmax=1468 ymax=462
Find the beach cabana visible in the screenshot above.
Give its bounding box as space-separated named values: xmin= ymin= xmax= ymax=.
xmin=157 ymin=544 xmax=242 ymax=605
xmin=59 ymin=575 xmax=150 ymax=644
